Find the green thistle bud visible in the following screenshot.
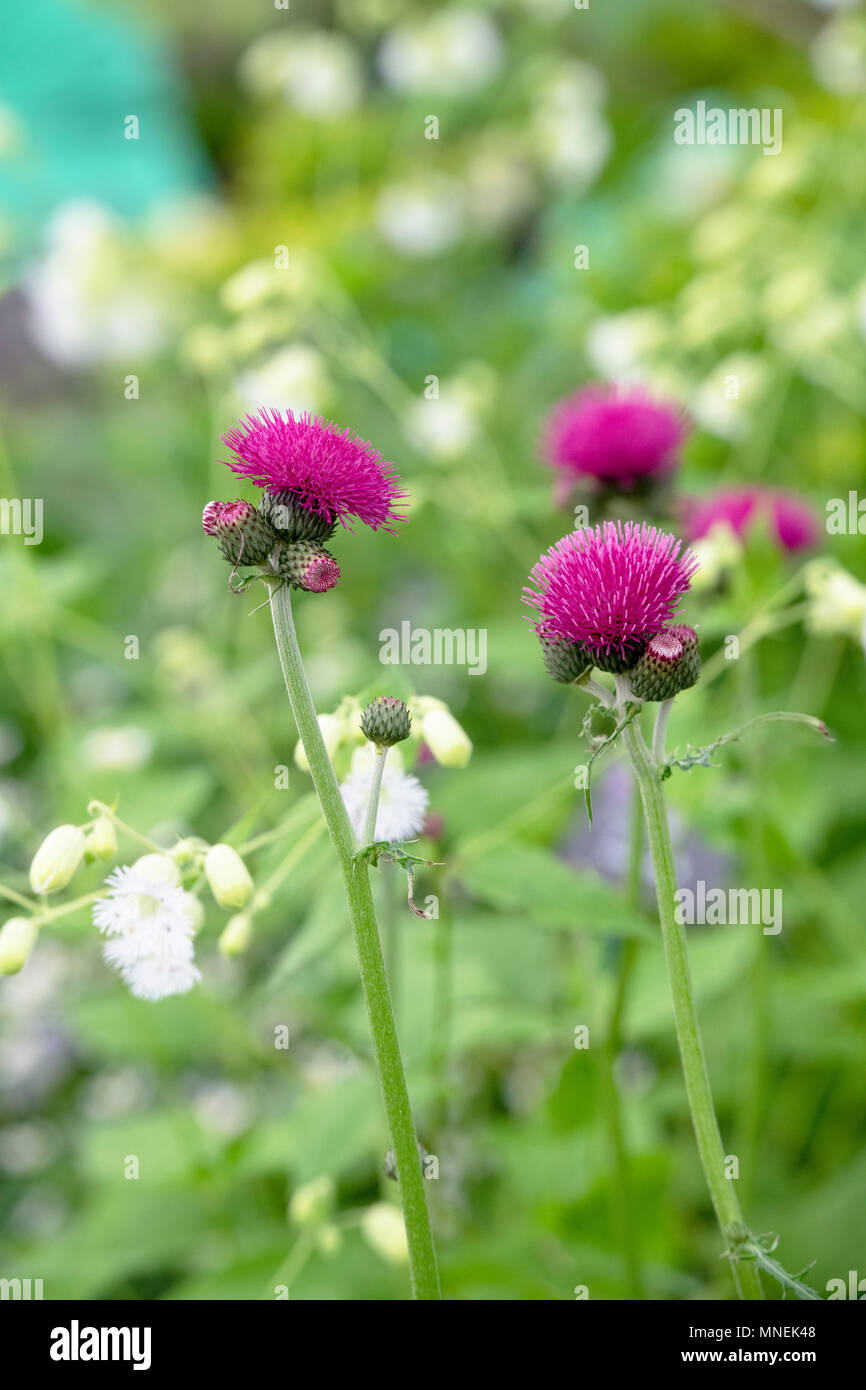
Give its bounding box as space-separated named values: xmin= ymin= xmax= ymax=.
xmin=538 ymin=633 xmax=591 ymax=684
xmin=629 ymin=625 xmax=701 ymax=702
xmin=277 ymin=540 xmax=341 ymax=593
xmin=360 ymin=697 xmax=412 ymax=748
xmin=260 ymin=491 xmax=337 ymax=544
xmin=202 ymin=500 xmax=277 ymax=565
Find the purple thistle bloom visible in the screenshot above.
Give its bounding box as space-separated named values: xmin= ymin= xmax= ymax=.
xmin=221 ymin=409 xmax=407 ymax=532
xmin=684 ymin=487 xmax=818 ymax=554
xmin=542 ymin=383 xmax=689 ymax=491
xmin=524 ymin=521 xmax=698 ymax=663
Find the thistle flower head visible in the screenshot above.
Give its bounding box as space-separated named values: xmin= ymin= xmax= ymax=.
xmin=524 ymin=522 xmax=698 ymax=668
xmin=542 ymin=383 xmax=689 ymax=490
xmin=221 ymin=409 xmax=407 ymax=532
xmin=685 ymin=487 xmax=817 ymax=554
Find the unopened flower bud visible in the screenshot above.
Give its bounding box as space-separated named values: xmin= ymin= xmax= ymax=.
xmin=260 ymin=490 xmax=337 ymax=543
xmin=289 ymin=1175 xmax=334 ymax=1228
xmin=180 ymin=893 xmax=205 ymax=934
xmin=360 ymin=697 xmax=411 ymax=747
xmin=203 ymin=499 xmax=277 ymax=565
xmin=0 ymin=917 xmax=39 ymax=974
xmin=294 ymin=714 xmax=343 ymax=771
xmin=132 ymin=853 xmax=182 ymax=887
xmin=218 ymin=912 xmax=253 ymax=956
xmin=629 ymin=625 xmax=701 ymax=702
xmin=205 ymin=844 xmax=254 ymax=909
xmin=86 ymin=815 xmax=117 ymax=860
xmin=278 ymin=540 xmax=340 ymax=594
xmin=538 ymin=633 xmax=591 ymax=685
xmin=171 ymin=836 xmax=209 ymax=868
xmin=419 ymin=705 xmax=472 ymax=768
xmin=29 ymin=825 xmax=86 ymax=895
xmin=317 ymin=1224 xmax=342 ymax=1256
xmin=361 ymin=1203 xmax=408 ymax=1265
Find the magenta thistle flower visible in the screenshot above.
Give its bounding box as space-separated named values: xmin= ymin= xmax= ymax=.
xmin=684 ymin=487 xmax=817 ymax=554
xmin=221 ymin=410 xmax=406 ymax=532
xmin=542 ymin=383 xmax=689 ymax=492
xmin=524 ymin=521 xmax=698 ymax=670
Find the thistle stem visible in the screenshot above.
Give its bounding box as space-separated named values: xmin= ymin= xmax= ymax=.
xmin=267 ymin=583 xmax=440 ymax=1300
xmin=361 ymin=747 xmax=388 ymax=847
xmin=621 ymin=717 xmax=763 ymax=1300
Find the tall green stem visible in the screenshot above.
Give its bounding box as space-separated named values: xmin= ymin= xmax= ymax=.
xmin=268 ymin=583 xmax=440 ymax=1300
xmin=621 ymin=718 xmax=763 ymax=1300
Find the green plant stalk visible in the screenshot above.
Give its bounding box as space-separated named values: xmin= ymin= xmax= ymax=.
xmin=268 ymin=582 xmax=440 ymax=1300
xmin=361 ymin=747 xmax=388 ymax=846
xmin=622 ymin=718 xmax=763 ymax=1300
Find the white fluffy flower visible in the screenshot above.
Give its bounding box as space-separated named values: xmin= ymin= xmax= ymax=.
xmin=93 ymin=866 xmax=201 ymax=1002
xmin=341 ymin=767 xmax=428 ymax=843
xmin=378 ymin=11 xmax=503 ymax=96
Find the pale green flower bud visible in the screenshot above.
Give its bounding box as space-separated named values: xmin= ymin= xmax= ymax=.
xmin=361 ymin=1202 xmax=408 ymax=1265
xmin=317 ymin=1224 xmax=342 ymax=1256
xmin=179 ymin=893 xmax=205 ymax=934
xmin=85 ymin=815 xmax=117 ymax=861
xmin=0 ymin=917 xmax=39 ymax=974
xmin=132 ymin=853 xmax=182 ymax=888
xmin=171 ymin=837 xmax=210 ymax=868
xmin=29 ymin=825 xmax=86 ymax=895
xmin=205 ymin=844 xmax=253 ymax=909
xmin=289 ymin=1175 xmax=334 ymax=1228
xmin=218 ymin=913 xmax=253 ymax=957
xmin=419 ymin=706 xmax=472 ymax=768
xmin=293 ymin=714 xmax=343 ymax=772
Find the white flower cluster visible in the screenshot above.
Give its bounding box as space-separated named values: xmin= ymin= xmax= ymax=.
xmin=92 ymin=861 xmax=201 ymax=1002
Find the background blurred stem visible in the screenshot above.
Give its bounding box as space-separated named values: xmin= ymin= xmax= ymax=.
xmin=622 ymin=717 xmax=763 ymax=1300
xmin=268 ymin=582 xmax=440 ymax=1300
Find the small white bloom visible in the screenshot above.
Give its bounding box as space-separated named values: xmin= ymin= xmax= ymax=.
xmin=235 ymin=344 xmax=328 ymax=416
xmin=341 ymin=767 xmax=428 ymax=843
xmin=804 ymin=560 xmax=866 ymax=648
xmin=81 ymin=726 xmax=153 ymax=772
xmin=376 ymin=177 xmax=463 ymax=259
xmin=93 ymin=866 xmax=201 ymax=1002
xmin=378 ymin=11 xmax=504 ymax=96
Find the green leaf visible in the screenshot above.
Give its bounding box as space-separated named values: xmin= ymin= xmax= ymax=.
xmin=457 ymin=842 xmax=656 ymax=939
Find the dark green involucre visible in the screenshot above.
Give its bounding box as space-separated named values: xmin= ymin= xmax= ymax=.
xmin=538 ymin=633 xmax=592 ymax=684
xmin=361 ymin=697 xmax=412 ymax=747
xmin=260 ymin=490 xmax=338 ymax=543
